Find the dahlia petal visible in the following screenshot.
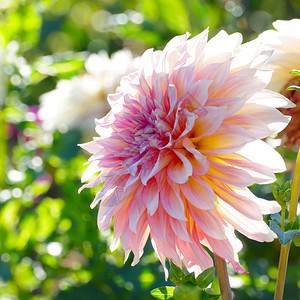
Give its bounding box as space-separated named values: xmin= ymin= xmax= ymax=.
xmin=205 ymin=236 xmax=236 ymax=264
xmin=237 ymin=103 xmax=290 ymax=135
xmin=186 ymin=29 xmax=208 ymax=67
xmin=188 ymin=206 xmax=225 ymax=239
xmin=273 ymin=19 xmax=300 ymax=36
xmin=81 ymin=160 xmax=101 ymax=182
xmin=140 ymin=48 xmax=155 ymax=81
xmin=151 ymin=235 xmax=181 ymax=268
xmin=97 ymin=189 xmax=127 ymax=231
xmin=153 ymin=72 xmax=168 ymax=103
xmin=140 ymin=150 xmax=170 ymax=185
xmin=79 ymin=173 xmax=103 ymax=194
xmin=164 ymin=32 xmax=191 ymax=51
xmin=207 ymin=160 xmax=254 ymax=188
xmin=147 ymin=205 xmax=167 ymax=243
xmin=206 ymin=96 xmax=246 ymax=117
xmin=217 ymin=199 xmax=275 ymax=242
xmin=235 ymin=188 xmax=281 ymax=215
xmin=237 ymin=140 xmax=286 ymax=173
xmin=79 ymin=140 xmax=100 ymax=154
xmin=208 ymin=179 xmax=263 ymax=220
xmin=195 ymin=59 xmax=230 ymax=93
xmin=160 ymin=180 xmax=186 ymax=221
xmin=218 ymin=153 xmax=277 ymax=184
xmin=181 ymin=176 xmax=216 ymax=210
xmin=211 ymin=73 xmax=264 ymax=99
xmin=182 ymin=138 xmax=210 ymax=176
xmin=87 ymin=173 xmax=125 ymax=207
xmin=107 ymin=92 xmax=124 ymax=110
xmin=129 ymin=186 xmax=146 ymax=233
xmin=200 ymin=124 xmax=254 ymax=155
xmin=178 ymin=109 xmax=198 ymax=139
xmin=167 ymin=150 xmax=193 ymax=184
xmin=121 ymin=213 xmax=150 ymax=266
xmin=224 ymin=114 xmax=270 ymax=139
xmin=248 ymin=89 xmax=295 ymax=108
xmin=177 ymin=237 xmax=214 ymax=277
xmin=165 ymin=84 xmax=178 ymax=117
xmin=169 ymin=65 xmax=195 ymax=98
xmin=205 ymin=31 xmax=242 ymax=63
xmin=142 ymin=177 xmax=159 ymax=215
xmin=112 ymin=203 xmax=130 ymax=249
xmin=230 ymin=39 xmax=272 ymax=71
xmin=192 ymin=106 xmax=227 ymax=138
xmin=182 ymin=79 xmax=212 ymax=110
xmin=231 ymin=261 xmax=248 ymax=275
xmin=169 ymin=217 xmax=191 ymax=242
xmin=139 ymin=70 xmax=151 ymax=95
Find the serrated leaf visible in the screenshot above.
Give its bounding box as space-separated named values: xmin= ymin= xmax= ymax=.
xmin=285 ymin=216 xmax=300 ymax=231
xmin=270 ymin=220 xmax=300 ymax=246
xmin=289 ymin=70 xmax=300 ymax=75
xmin=196 ymin=267 xmax=215 ymax=288
xmin=293 ymin=235 xmax=300 ymax=247
xmin=183 ymin=272 xmax=196 ymax=285
xmin=287 ymin=85 xmax=300 ymax=92
xmin=150 ymin=287 xmax=175 ymax=299
xmin=169 ymin=261 xmax=186 ymax=285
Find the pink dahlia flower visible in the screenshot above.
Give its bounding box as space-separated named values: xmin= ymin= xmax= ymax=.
xmin=80 ymin=29 xmax=292 ymax=276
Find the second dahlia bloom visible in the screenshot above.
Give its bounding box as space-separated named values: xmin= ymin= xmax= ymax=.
xmin=259 ymin=19 xmax=300 ymax=148
xmin=39 ymin=50 xmax=140 ymax=133
xmin=81 ymin=29 xmax=292 ymax=276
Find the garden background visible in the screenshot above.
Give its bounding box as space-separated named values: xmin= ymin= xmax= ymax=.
xmin=0 ymin=0 xmax=299 ymax=299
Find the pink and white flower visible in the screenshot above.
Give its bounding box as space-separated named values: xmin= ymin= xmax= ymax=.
xmin=259 ymin=19 xmax=300 ymax=148
xmin=80 ymin=29 xmax=292 ymax=276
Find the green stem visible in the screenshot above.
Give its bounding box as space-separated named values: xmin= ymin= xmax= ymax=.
xmin=274 ymin=148 xmax=300 ymax=300
xmin=280 ymin=206 xmax=285 ymax=230
xmin=215 ymin=255 xmax=232 ymax=300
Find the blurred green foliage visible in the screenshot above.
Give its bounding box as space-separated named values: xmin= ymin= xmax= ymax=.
xmin=0 ymin=0 xmax=299 ymax=299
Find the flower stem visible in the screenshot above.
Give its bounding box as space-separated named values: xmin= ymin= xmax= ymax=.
xmin=280 ymin=206 xmax=285 ymax=230
xmin=215 ymin=255 xmax=232 ymax=300
xmin=274 ymin=148 xmax=300 ymax=300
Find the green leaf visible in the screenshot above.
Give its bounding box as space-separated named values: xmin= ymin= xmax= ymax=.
xmin=183 ymin=272 xmax=196 ymax=285
xmin=270 ymin=213 xmax=281 ymax=225
xmin=285 ymin=216 xmax=300 ymax=231
xmin=289 ymin=70 xmax=300 ymax=75
xmin=293 ymin=235 xmax=300 ymax=247
xmin=202 ymin=290 xmax=221 ymax=300
xmin=169 ymin=261 xmax=186 ymax=285
xmin=272 ymin=184 xmax=278 ymax=200
xmin=173 ymin=284 xmax=201 ymax=300
xmin=150 ymin=287 xmax=175 ymax=300
xmin=195 ymin=267 xmax=215 ymax=288
xmin=270 ymin=220 xmax=300 ymax=246
xmin=286 ymin=85 xmax=300 ymax=92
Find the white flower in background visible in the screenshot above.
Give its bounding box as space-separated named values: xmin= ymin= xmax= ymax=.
xmin=260 ymin=19 xmax=300 ymax=148
xmin=259 ymin=19 xmax=300 ymax=93
xmin=38 ymin=49 xmax=140 ymax=133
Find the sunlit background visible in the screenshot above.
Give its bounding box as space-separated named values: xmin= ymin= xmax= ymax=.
xmin=0 ymin=0 xmax=299 ymax=299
